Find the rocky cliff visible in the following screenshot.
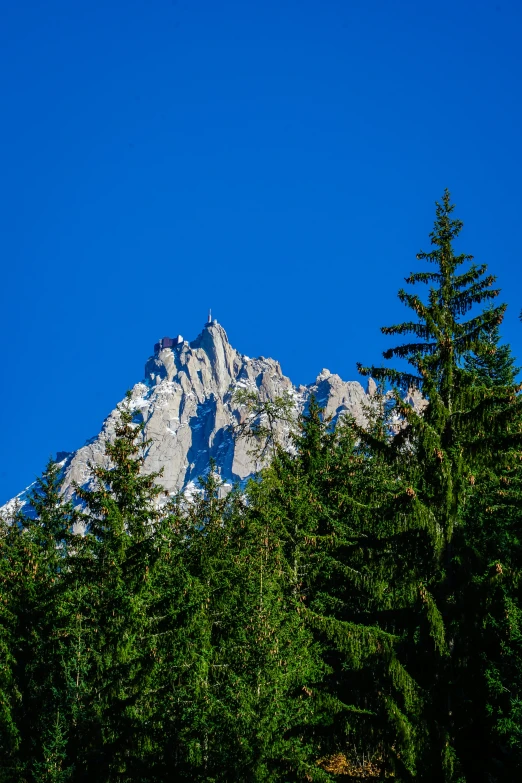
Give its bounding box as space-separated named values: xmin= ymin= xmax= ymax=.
xmin=2 ymin=319 xmax=374 ymax=517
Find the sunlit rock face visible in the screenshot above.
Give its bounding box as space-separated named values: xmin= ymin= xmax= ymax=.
xmin=2 ymin=319 xmax=373 ymax=518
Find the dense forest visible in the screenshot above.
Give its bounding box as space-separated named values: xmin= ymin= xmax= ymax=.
xmin=2 ymin=191 xmax=522 ymax=782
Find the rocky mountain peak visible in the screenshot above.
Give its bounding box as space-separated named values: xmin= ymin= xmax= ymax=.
xmin=2 ymin=321 xmax=373 ymax=518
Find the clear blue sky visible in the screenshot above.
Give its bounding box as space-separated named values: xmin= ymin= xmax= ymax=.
xmin=1 ymin=0 xmax=521 ymax=503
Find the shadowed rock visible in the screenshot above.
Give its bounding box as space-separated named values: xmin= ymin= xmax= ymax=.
xmin=2 ymin=319 xmax=373 ymax=516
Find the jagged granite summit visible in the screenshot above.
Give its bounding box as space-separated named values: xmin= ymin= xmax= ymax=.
xmin=3 ymin=318 xmax=375 ymax=515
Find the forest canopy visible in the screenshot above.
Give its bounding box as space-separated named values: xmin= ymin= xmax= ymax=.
xmin=2 ymin=191 xmax=522 ymax=782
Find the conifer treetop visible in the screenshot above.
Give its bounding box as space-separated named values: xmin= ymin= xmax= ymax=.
xmin=359 ymin=189 xmax=505 ymax=407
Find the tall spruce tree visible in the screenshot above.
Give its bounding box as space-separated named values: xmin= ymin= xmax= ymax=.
xmin=65 ymin=393 xmax=165 ymax=781
xmin=458 ymin=329 xmax=522 ymax=780
xmin=152 ymin=463 xmax=326 ymax=782
xmin=0 ymin=506 xmax=23 ymax=782
xmin=22 ymin=459 xmax=77 ymax=783
xmin=247 ymin=396 xmax=426 ymax=779
xmin=357 ymin=189 xmax=522 ymax=780
xmin=0 ymin=460 xmax=76 ymax=783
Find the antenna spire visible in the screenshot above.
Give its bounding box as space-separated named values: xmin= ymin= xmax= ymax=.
xmin=208 ymin=308 xmax=212 ymax=324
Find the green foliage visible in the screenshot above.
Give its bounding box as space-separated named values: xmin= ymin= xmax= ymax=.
xmin=2 ymin=193 xmax=522 ymax=781
xmin=150 ymin=462 xmax=326 ymax=781
xmin=0 ymin=508 xmax=23 ymax=781
xmin=357 ymin=189 xmax=522 ymax=780
xmin=464 ymin=317 xmax=519 ymax=387
xmin=232 ymin=387 xmax=296 ymax=462
xmin=65 ymin=392 xmax=165 ymax=780
xmin=0 ymin=459 xmax=78 ymax=782
xmin=250 ymin=395 xmax=427 ymax=779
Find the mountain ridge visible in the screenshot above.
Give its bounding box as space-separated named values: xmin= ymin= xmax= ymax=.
xmin=2 ymin=318 xmax=373 ymax=519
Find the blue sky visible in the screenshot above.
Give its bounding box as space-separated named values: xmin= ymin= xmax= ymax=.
xmin=1 ymin=0 xmax=521 ymax=503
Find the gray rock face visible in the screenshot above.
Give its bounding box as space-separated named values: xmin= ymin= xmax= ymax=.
xmin=2 ymin=320 xmax=373 ymax=516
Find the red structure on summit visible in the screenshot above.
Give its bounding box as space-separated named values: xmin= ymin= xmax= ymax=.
xmin=154 ymin=335 xmax=184 ymax=354
xmin=154 ymin=311 xmax=215 ymax=354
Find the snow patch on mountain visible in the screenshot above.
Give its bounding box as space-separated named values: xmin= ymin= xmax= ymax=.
xmin=2 ymin=319 xmax=373 ymax=517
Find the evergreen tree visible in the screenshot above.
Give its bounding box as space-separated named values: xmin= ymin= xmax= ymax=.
xmin=232 ymin=388 xmax=296 ymax=463
xmin=247 ymin=396 xmax=426 ymax=779
xmin=23 ymin=459 xmax=76 ymax=783
xmin=65 ymin=393 xmax=165 ymax=781
xmin=153 ymin=463 xmax=326 ymax=781
xmin=357 ymin=189 xmax=522 ymax=780
xmin=0 ymin=507 xmax=23 ymax=782
xmin=0 ymin=460 xmax=76 ymax=783
xmin=464 ymin=317 xmax=519 ymax=386
xmin=459 ymin=332 xmax=522 ymax=780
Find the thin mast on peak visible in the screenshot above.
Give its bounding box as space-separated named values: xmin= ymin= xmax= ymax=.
xmin=208 ymin=308 xmax=212 ymax=324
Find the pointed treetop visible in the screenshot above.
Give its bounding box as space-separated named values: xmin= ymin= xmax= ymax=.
xmin=357 ymin=189 xmax=505 ymax=405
